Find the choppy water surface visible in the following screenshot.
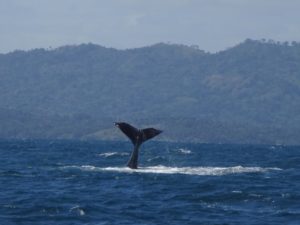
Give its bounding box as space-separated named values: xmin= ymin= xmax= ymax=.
xmin=0 ymin=140 xmax=299 ymax=225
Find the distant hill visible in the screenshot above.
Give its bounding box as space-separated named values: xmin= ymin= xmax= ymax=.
xmin=0 ymin=39 xmax=300 ymax=144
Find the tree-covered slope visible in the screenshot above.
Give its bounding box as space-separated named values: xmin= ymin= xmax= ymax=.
xmin=0 ymin=39 xmax=299 ymax=144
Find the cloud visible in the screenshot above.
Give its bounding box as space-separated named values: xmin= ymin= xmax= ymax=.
xmin=126 ymin=13 xmax=145 ymax=27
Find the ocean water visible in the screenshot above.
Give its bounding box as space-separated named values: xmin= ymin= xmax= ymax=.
xmin=0 ymin=140 xmax=299 ymax=225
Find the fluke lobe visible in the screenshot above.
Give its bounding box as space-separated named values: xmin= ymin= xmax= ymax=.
xmin=115 ymin=122 xmax=162 ymax=169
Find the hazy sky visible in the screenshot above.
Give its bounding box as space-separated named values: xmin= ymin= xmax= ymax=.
xmin=1 ymin=0 xmax=300 ymax=53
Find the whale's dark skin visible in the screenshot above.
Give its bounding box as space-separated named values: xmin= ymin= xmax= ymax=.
xmin=115 ymin=122 xmax=162 ymax=169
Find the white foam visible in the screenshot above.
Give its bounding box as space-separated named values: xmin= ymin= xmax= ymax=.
xmin=62 ymin=165 xmax=282 ymax=176
xmin=98 ymin=152 xmax=129 ymax=157
xmin=69 ymin=205 xmax=85 ymax=216
xmin=177 ymin=148 xmax=192 ymax=154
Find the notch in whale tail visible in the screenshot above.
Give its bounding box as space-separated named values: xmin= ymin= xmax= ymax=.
xmin=114 ymin=122 xmax=162 ymax=145
xmin=115 ymin=122 xmax=162 ymax=169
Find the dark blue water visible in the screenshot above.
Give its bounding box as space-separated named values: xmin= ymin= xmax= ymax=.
xmin=0 ymin=140 xmax=299 ymax=225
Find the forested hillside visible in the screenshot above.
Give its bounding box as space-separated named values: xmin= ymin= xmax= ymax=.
xmin=0 ymin=39 xmax=299 ymax=144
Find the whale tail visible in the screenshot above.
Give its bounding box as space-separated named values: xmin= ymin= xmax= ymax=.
xmin=115 ymin=122 xmax=162 ymax=169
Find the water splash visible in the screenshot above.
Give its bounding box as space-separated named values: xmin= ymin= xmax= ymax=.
xmin=69 ymin=205 xmax=85 ymax=216
xmin=62 ymin=165 xmax=282 ymax=176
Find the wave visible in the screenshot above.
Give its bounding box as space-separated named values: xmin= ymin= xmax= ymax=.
xmin=61 ymin=165 xmax=282 ymax=176
xmin=0 ymin=170 xmax=23 ymax=177
xmin=177 ymin=148 xmax=192 ymax=154
xmin=98 ymin=152 xmax=129 ymax=157
xmin=147 ymin=156 xmax=166 ymax=162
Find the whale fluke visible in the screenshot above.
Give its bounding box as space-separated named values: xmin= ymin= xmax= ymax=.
xmin=115 ymin=122 xmax=162 ymax=169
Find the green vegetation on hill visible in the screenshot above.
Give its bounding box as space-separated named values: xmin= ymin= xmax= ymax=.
xmin=0 ymin=39 xmax=299 ymax=144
